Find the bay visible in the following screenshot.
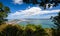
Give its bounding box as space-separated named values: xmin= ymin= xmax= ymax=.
xmin=19 ymin=19 xmax=55 ymax=28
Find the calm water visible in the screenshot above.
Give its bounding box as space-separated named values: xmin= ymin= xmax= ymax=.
xmin=19 ymin=19 xmax=55 ymax=28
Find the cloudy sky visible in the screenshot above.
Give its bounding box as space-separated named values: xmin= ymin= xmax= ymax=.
xmin=0 ymin=0 xmax=60 ymax=19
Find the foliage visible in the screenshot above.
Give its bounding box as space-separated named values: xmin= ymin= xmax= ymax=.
xmin=51 ymin=12 xmax=60 ymax=36
xmin=51 ymin=28 xmax=57 ymax=36
xmin=23 ymin=0 xmax=60 ymax=9
xmin=0 ymin=24 xmax=48 ymax=36
xmin=0 ymin=2 xmax=10 ymax=25
xmin=51 ymin=12 xmax=60 ymax=28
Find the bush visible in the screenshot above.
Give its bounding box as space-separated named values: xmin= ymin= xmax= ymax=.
xmin=0 ymin=24 xmax=23 ymax=36
xmin=0 ymin=24 xmax=48 ymax=36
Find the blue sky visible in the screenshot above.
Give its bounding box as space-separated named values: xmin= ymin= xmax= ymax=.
xmin=0 ymin=0 xmax=60 ymax=19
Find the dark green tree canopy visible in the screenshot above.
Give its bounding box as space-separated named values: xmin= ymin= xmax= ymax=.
xmin=51 ymin=12 xmax=60 ymax=28
xmin=51 ymin=12 xmax=60 ymax=36
xmin=23 ymin=0 xmax=60 ymax=9
xmin=0 ymin=3 xmax=10 ymax=25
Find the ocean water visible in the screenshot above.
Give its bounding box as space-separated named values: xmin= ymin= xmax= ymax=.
xmin=19 ymin=19 xmax=55 ymax=28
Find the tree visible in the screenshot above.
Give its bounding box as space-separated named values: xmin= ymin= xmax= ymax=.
xmin=0 ymin=2 xmax=10 ymax=25
xmin=51 ymin=12 xmax=60 ymax=36
xmin=51 ymin=12 xmax=60 ymax=28
xmin=23 ymin=0 xmax=60 ymax=9
xmin=1 ymin=25 xmax=23 ymax=36
xmin=24 ymin=24 xmax=48 ymax=36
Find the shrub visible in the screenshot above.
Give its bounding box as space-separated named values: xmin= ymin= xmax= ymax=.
xmin=0 ymin=24 xmax=48 ymax=36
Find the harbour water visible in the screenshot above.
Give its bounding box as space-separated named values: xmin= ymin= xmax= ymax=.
xmin=19 ymin=19 xmax=55 ymax=28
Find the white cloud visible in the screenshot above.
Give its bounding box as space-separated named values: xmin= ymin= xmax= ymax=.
xmin=7 ymin=7 xmax=60 ymax=19
xmin=13 ymin=0 xmax=23 ymax=4
xmin=10 ymin=7 xmax=41 ymax=17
